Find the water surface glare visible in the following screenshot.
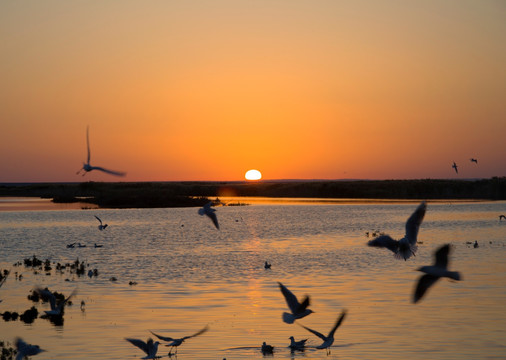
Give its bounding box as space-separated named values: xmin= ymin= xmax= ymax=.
xmin=0 ymin=200 xmax=505 ymax=359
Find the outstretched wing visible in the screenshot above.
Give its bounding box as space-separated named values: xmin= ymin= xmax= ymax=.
xmin=86 ymin=126 xmax=91 ymax=163
xmin=150 ymin=331 xmax=174 ymax=342
xmin=94 ymin=215 xmax=103 ymax=225
xmin=434 ymin=244 xmax=450 ymax=269
xmin=413 ymin=274 xmax=439 ymax=303
xmin=278 ymin=282 xmax=300 ymax=313
xmin=405 ymin=201 xmax=426 ymax=245
xmin=125 ymin=338 xmax=149 ymax=355
xmin=367 ymin=235 xmax=399 ymax=253
xmin=206 ymin=212 xmax=220 ymax=230
xmin=183 ymin=325 xmax=209 ymax=340
xmin=298 ymin=323 xmax=327 ymax=342
xmin=91 ymin=166 xmax=126 ymax=177
xmin=328 ymin=309 xmax=347 ymax=338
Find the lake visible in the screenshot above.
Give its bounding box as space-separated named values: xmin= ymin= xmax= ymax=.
xmin=0 ymin=199 xmax=505 ymax=359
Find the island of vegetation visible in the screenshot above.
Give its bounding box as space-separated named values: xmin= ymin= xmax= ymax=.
xmin=0 ymin=177 xmax=505 ymax=209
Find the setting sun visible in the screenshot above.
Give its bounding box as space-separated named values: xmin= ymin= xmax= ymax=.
xmin=245 ymin=169 xmax=262 ymax=181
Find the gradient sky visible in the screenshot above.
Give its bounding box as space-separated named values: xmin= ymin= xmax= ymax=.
xmin=1 ymin=1 xmax=505 ymax=182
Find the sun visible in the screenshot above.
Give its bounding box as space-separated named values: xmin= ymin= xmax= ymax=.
xmin=245 ymin=169 xmax=262 ymax=181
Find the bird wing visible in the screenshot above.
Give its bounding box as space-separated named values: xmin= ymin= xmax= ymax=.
xmin=434 ymin=244 xmax=450 ymax=269
xmin=405 ymin=201 xmax=426 ymax=245
xmin=206 ymin=212 xmax=220 ymax=230
xmin=149 ymin=331 xmax=174 ymax=342
xmin=94 ymin=215 xmax=103 ymax=225
xmin=183 ymin=325 xmax=209 ymax=340
xmin=367 ymin=235 xmax=399 ymax=253
xmin=36 ymin=288 xmax=57 ymax=311
xmin=298 ymin=323 xmax=327 ymax=342
xmin=413 ymin=274 xmax=439 ymax=303
xmin=91 ymin=166 xmax=126 ymax=177
xmin=86 ymin=126 xmax=91 ymax=163
xmin=278 ymin=282 xmax=301 ymax=313
xmin=0 ymin=270 xmax=8 ymax=288
xmin=328 ymin=309 xmax=347 ymax=338
xmin=125 ymin=338 xmax=149 ymax=355
xmin=296 ymin=295 xmax=311 ymax=314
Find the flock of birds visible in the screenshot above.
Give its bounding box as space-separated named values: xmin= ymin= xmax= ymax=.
xmin=451 ymin=158 xmax=479 ymax=174
xmin=2 ymin=188 xmax=504 ymax=359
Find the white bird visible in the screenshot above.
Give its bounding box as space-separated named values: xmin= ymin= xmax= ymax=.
xmin=413 ymin=244 xmax=461 ymax=303
xmin=299 ymin=310 xmax=347 ymax=355
xmin=125 ymin=338 xmax=160 ymax=359
xmin=198 ymin=202 xmax=219 ymax=229
xmin=76 ymin=126 xmax=126 ymax=177
xmin=452 ymin=161 xmax=458 ymax=174
xmin=94 ymin=215 xmax=108 ymax=230
xmin=15 ymin=338 xmax=46 ymax=360
xmin=278 ymin=282 xmax=314 ymax=324
xmin=150 ymin=325 xmax=209 ymax=355
xmin=288 ymin=336 xmax=307 ymax=350
xmin=35 ymin=288 xmax=77 ymax=316
xmin=367 ymin=201 xmax=427 ymax=260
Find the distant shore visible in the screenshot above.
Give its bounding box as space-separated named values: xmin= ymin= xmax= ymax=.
xmin=0 ymin=178 xmax=505 ymax=209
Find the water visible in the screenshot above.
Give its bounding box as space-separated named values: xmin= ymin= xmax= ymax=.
xmin=0 ymin=200 xmax=505 ymax=359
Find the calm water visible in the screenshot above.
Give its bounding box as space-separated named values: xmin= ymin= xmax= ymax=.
xmin=0 ymin=199 xmax=505 ymax=359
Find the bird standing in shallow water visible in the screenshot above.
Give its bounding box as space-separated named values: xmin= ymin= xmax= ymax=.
xmin=298 ymin=310 xmax=347 ymax=355
xmin=413 ymin=244 xmax=462 ymax=303
xmin=367 ymin=201 xmax=426 ymax=261
xmin=150 ymin=325 xmax=209 ymax=356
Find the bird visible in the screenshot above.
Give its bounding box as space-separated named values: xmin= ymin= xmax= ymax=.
xmin=473 ymin=241 xmax=479 ymax=248
xmin=470 ymin=158 xmax=478 ymax=164
xmin=66 ymin=243 xmax=76 ymax=248
xmin=76 ymin=126 xmax=126 ymax=177
xmin=367 ymin=201 xmax=427 ymax=261
xmin=94 ymin=243 xmax=103 ymax=248
xmin=452 ymin=162 xmax=458 ymax=174
xmin=413 ymin=244 xmax=461 ymax=303
xmin=264 ymin=261 xmax=271 ymax=269
xmin=125 ymin=338 xmax=160 ymax=359
xmin=15 ymin=338 xmax=45 ymax=360
xmin=298 ymin=309 xmax=347 ymax=355
xmin=288 ymin=336 xmax=307 ymax=350
xmin=198 ymin=202 xmax=219 ymax=229
xmin=261 ymin=342 xmax=274 ymax=354
xmin=35 ymin=288 xmax=77 ymax=316
xmin=499 ymin=215 xmax=506 ymax=221
xmin=150 ymin=325 xmax=209 ymax=356
xmin=94 ymin=215 xmax=108 ymax=230
xmin=278 ymin=282 xmax=314 ymax=324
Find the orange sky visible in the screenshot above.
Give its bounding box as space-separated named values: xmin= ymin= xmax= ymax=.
xmin=1 ymin=1 xmax=505 ymax=182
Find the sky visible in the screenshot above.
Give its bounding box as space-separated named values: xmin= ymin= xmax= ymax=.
xmin=1 ymin=0 xmax=505 ymax=182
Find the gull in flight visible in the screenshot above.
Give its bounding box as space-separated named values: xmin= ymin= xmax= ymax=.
xmin=470 ymin=158 xmax=478 ymax=164
xmin=125 ymin=338 xmax=160 ymax=359
xmin=150 ymin=325 xmax=209 ymax=356
xmin=413 ymin=244 xmax=461 ymax=303
xmin=76 ymin=126 xmax=126 ymax=177
xmin=15 ymin=338 xmax=46 ymax=360
xmin=35 ymin=288 xmax=77 ymax=316
xmin=198 ymin=202 xmax=219 ymax=229
xmin=452 ymin=162 xmax=458 ymax=174
xmin=367 ymin=201 xmax=427 ymax=261
xmin=288 ymin=336 xmax=307 ymax=350
xmin=94 ymin=215 xmax=108 ymax=230
xmin=278 ymin=282 xmax=314 ymax=324
xmin=299 ymin=310 xmax=347 ymax=355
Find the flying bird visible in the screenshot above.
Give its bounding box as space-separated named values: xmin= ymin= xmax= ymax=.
xmin=76 ymin=126 xmax=126 ymax=177
xmin=35 ymin=288 xmax=77 ymax=316
xmin=470 ymin=158 xmax=478 ymax=164
xmin=125 ymin=338 xmax=160 ymax=359
xmin=94 ymin=215 xmax=108 ymax=230
xmin=367 ymin=201 xmax=427 ymax=260
xmin=198 ymin=202 xmax=219 ymax=229
xmin=278 ymin=282 xmax=314 ymax=324
xmin=298 ymin=310 xmax=347 ymax=355
xmin=288 ymin=336 xmax=307 ymax=350
xmin=452 ymin=162 xmax=458 ymax=174
xmin=150 ymin=325 xmax=209 ymax=356
xmin=413 ymin=244 xmax=461 ymax=303
xmin=15 ymin=338 xmax=46 ymax=360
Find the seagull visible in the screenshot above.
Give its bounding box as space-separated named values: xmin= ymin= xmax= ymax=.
xmin=94 ymin=215 xmax=108 ymax=230
xmin=298 ymin=310 xmax=347 ymax=355
xmin=66 ymin=243 xmax=76 ymax=248
xmin=288 ymin=336 xmax=307 ymax=350
xmin=198 ymin=202 xmax=219 ymax=229
xmin=150 ymin=325 xmax=209 ymax=356
xmin=0 ymin=270 xmax=8 ymax=289
xmin=125 ymin=338 xmax=161 ymax=359
xmin=473 ymin=241 xmax=479 ymax=248
xmin=278 ymin=282 xmax=314 ymax=324
xmin=470 ymin=158 xmax=478 ymax=164
xmin=15 ymin=338 xmax=46 ymax=360
xmin=367 ymin=201 xmax=427 ymax=260
xmin=413 ymin=244 xmax=461 ymax=303
xmin=452 ymin=162 xmax=458 ymax=174
xmin=264 ymin=261 xmax=271 ymax=269
xmin=499 ymin=215 xmax=506 ymax=221
xmin=261 ymin=342 xmax=274 ymax=354
xmin=76 ymin=126 xmax=126 ymax=177
xmin=35 ymin=288 xmax=77 ymax=316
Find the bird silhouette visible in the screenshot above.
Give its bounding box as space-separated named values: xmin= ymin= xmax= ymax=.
xmin=94 ymin=215 xmax=108 ymax=230
xmin=15 ymin=338 xmax=45 ymax=360
xmin=278 ymin=282 xmax=314 ymax=324
xmin=452 ymin=162 xmax=458 ymax=174
xmin=125 ymin=338 xmax=160 ymax=359
xmin=198 ymin=202 xmax=219 ymax=229
xmin=298 ymin=310 xmax=347 ymax=355
xmin=470 ymin=158 xmax=478 ymax=164
xmin=76 ymin=126 xmax=126 ymax=177
xmin=150 ymin=325 xmax=208 ymax=356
